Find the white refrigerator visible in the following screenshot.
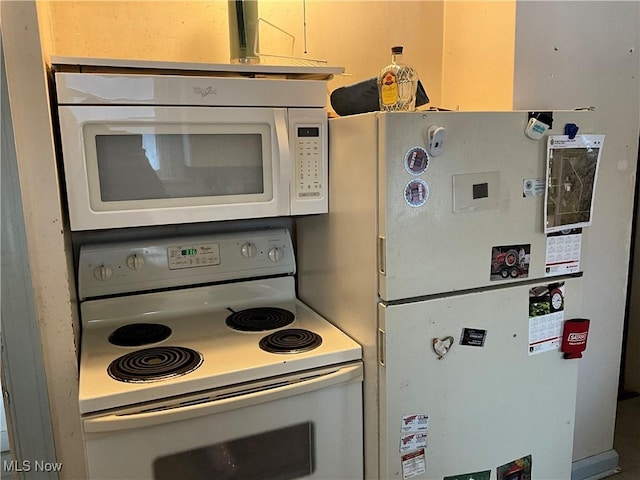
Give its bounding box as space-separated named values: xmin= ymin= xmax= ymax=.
xmin=296 ymin=111 xmax=598 ymax=480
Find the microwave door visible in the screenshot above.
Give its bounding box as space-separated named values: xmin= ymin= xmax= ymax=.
xmin=57 ymin=106 xmax=291 ymax=230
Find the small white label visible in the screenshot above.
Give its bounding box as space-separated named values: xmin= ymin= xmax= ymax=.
xmin=401 ymin=414 xmax=429 ymax=433
xmin=401 ymin=448 xmax=427 ymax=479
xmin=400 ymin=432 xmax=428 ymax=454
xmin=523 ymin=178 xmax=545 ymax=197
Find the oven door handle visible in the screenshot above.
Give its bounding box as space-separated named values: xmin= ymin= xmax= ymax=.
xmin=83 ymin=362 xmax=362 ymax=433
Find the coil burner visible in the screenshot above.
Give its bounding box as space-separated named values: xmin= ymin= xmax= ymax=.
xmin=226 ymin=307 xmax=295 ymax=332
xmin=107 ymin=346 xmax=203 ymax=383
xmin=259 ymin=329 xmax=322 ymax=354
xmin=108 ymin=323 xmax=172 ymax=347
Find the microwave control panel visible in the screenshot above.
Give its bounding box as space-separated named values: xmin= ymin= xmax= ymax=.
xmin=295 ymin=126 xmax=323 ymax=198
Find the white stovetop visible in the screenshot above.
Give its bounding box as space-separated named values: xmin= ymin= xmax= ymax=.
xmin=78 ymin=277 xmax=361 ymax=414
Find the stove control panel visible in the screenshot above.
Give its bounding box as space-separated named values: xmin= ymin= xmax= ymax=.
xmin=168 ymin=243 xmax=221 ymax=270
xmin=78 ymin=229 xmax=295 ymax=299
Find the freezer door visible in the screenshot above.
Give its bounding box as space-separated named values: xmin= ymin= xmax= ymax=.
xmin=378 ymin=280 xmax=582 ymax=480
xmin=377 ymin=111 xmax=594 ymax=301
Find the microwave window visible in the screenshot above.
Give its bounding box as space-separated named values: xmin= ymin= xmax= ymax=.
xmin=95 ymin=133 xmax=264 ymax=201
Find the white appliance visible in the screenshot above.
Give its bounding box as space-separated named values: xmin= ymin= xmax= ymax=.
xmin=296 ymin=111 xmax=596 ymax=479
xmin=77 ymin=228 xmax=363 ymax=479
xmin=52 ymin=58 xmax=341 ymax=231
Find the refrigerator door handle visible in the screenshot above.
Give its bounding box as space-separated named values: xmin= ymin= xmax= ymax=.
xmin=378 ymin=328 xmax=386 ymax=367
xmin=378 ymin=236 xmax=386 ymax=275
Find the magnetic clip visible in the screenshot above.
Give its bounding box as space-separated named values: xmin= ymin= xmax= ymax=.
xmin=564 ymin=123 xmax=579 ymax=139
xmin=525 ymin=111 xmax=553 ymax=140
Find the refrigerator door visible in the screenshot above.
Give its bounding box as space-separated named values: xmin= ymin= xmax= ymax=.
xmin=378 ymin=279 xmax=582 ymax=480
xmin=377 ymin=111 xmax=594 ymax=301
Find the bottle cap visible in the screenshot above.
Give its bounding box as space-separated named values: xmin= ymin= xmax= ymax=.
xmin=391 ymin=46 xmax=403 ymax=54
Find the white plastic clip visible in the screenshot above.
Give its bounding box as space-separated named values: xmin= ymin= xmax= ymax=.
xmin=427 ymin=125 xmax=446 ymax=157
xmin=524 ymin=117 xmax=549 ymax=140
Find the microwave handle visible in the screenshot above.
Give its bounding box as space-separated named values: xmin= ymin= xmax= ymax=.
xmin=83 ymin=363 xmax=362 ymax=433
xmin=273 ymin=109 xmax=292 ymax=213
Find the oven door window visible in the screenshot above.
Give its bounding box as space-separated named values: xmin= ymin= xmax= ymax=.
xmin=84 ymin=123 xmax=273 ymax=209
xmin=152 ymin=422 xmax=314 ymax=480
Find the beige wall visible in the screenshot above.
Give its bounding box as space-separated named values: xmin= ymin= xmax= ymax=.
xmin=38 ymin=0 xmax=446 ymax=106
xmin=38 ymin=0 xmax=514 ymax=111
xmin=40 ymin=1 xmax=229 ymax=62
xmin=441 ymin=1 xmax=515 ymax=110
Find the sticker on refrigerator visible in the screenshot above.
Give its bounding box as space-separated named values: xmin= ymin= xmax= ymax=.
xmin=497 ymin=455 xmax=532 ymax=480
xmin=400 ymin=431 xmax=428 ymax=454
xmin=404 ymin=179 xmax=430 ymax=207
xmin=460 ymin=328 xmax=487 ymax=347
xmin=545 ymin=228 xmax=582 ymax=276
xmin=401 ymin=448 xmax=427 ymax=480
xmin=401 ymin=414 xmax=429 ymax=433
xmin=404 ymin=147 xmax=430 ymax=175
xmin=490 ymin=244 xmax=530 ymax=281
xmin=523 ymin=178 xmax=545 ymax=197
xmin=529 ymin=283 xmax=565 ymax=355
xmin=444 ymin=470 xmax=491 ymax=480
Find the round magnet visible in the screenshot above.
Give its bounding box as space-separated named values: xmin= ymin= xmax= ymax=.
xmin=404 ymin=147 xmax=429 ymax=175
xmin=404 ymin=178 xmax=430 ymax=207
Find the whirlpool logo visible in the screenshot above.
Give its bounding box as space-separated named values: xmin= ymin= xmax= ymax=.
xmin=193 ymin=86 xmax=217 ymax=97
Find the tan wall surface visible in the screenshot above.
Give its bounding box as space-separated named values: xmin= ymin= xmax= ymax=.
xmin=38 ymin=0 xmax=445 ymax=106
xmin=441 ymin=0 xmax=515 ymax=111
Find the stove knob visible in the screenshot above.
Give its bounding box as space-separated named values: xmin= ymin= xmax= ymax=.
xmin=93 ymin=264 xmax=113 ymax=281
xmin=126 ymin=254 xmax=145 ymax=270
xmin=241 ymin=242 xmax=257 ymax=258
xmin=268 ymin=247 xmax=284 ymax=263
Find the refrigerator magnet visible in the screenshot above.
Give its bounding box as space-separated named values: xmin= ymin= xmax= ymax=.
xmin=399 ymin=431 xmax=428 ymax=454
xmin=444 ymin=470 xmax=491 ymax=480
xmin=404 ymin=179 xmax=430 ymax=207
xmin=460 ymin=328 xmax=487 ymax=347
xmin=401 ymin=448 xmax=426 ymax=480
xmin=432 ymin=336 xmax=454 ymax=359
xmin=404 ymin=147 xmax=429 ymax=175
xmin=490 ymin=244 xmax=530 ymax=281
xmin=545 ymin=229 xmax=582 ymax=276
xmin=497 ymin=455 xmax=532 ymax=480
xmin=401 ymin=414 xmax=430 ymax=433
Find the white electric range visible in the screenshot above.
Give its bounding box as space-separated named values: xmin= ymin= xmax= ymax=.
xmin=77 ymin=228 xmax=363 ymax=480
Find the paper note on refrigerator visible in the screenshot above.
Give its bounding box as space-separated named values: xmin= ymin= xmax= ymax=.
xmin=401 ymin=448 xmax=426 ymax=480
xmin=544 ymin=135 xmax=604 ymax=233
xmin=545 ymin=229 xmax=582 ymax=276
xmin=528 ymin=283 xmax=565 ymax=355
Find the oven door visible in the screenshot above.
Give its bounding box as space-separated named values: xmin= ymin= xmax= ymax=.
xmin=58 ymin=106 xmax=291 ymax=230
xmin=82 ymin=363 xmax=363 ymax=480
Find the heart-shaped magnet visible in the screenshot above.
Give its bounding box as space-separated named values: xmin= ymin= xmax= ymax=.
xmin=432 ymin=336 xmax=454 ymax=360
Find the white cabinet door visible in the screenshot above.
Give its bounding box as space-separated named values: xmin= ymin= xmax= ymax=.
xmin=378 ymin=280 xmax=583 ymax=480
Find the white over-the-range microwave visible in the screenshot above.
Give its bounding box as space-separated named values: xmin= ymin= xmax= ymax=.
xmin=53 ymin=59 xmax=341 ymax=231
